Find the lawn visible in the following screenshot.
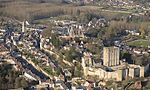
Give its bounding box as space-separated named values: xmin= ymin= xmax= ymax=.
xmin=127 ymin=39 xmax=150 ymax=47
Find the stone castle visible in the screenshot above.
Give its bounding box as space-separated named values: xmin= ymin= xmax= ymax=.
xmin=82 ymin=46 xmax=145 ymax=81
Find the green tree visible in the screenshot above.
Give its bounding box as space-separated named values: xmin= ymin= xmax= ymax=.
xmin=139 ymin=23 xmax=146 ymax=38
xmin=64 ymin=47 xmax=81 ymax=62
xmin=0 ymin=63 xmax=30 ymax=89
xmin=51 ymin=34 xmax=62 ymax=48
xmin=20 ymin=78 xmax=28 ymax=88
xmin=15 ymin=77 xmax=22 ymax=88
xmin=65 ymin=51 xmax=74 ymax=62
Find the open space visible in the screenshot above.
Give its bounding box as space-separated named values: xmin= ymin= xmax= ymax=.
xmin=127 ymin=39 xmax=150 ymax=47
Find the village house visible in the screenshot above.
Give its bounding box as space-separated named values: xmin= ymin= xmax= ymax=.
xmin=88 ymin=18 xmax=107 ymax=28
xmin=125 ymin=30 xmax=140 ymax=36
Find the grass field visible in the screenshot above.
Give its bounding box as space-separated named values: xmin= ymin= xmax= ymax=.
xmin=127 ymin=39 xmax=150 ymax=47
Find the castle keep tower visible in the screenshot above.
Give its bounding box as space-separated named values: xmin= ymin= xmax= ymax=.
xmin=103 ymin=46 xmax=120 ymax=67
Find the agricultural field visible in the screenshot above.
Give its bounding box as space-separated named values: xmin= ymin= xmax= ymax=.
xmin=127 ymin=39 xmax=150 ymax=47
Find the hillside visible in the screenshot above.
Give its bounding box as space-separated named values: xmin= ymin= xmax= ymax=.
xmin=0 ymin=0 xmax=62 ymax=3
xmin=0 ymin=0 xmax=149 ymax=22
xmin=0 ymin=0 xmax=66 ymax=22
xmin=0 ymin=0 xmax=101 ymax=22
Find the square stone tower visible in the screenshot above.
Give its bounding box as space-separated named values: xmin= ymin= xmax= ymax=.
xmin=103 ymin=46 xmax=120 ymax=67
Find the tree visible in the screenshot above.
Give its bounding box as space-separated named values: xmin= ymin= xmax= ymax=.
xmin=64 ymin=47 xmax=81 ymax=62
xmin=50 ymin=34 xmax=62 ymax=48
xmin=76 ymin=9 xmax=81 ymax=16
xmin=148 ymin=32 xmax=150 ymax=39
xmin=139 ymin=23 xmax=146 ymax=38
xmin=54 ymin=68 xmax=61 ymax=76
xmin=41 ymin=26 xmax=52 ymax=38
xmin=74 ymin=37 xmax=80 ymax=43
xmin=0 ymin=63 xmax=30 ymax=89
xmin=85 ymin=28 xmax=100 ymax=38
xmin=15 ymin=77 xmax=22 ymax=88
xmin=74 ymin=63 xmax=83 ymax=77
xmin=65 ymin=50 xmax=74 ymax=62
xmin=20 ymin=78 xmax=28 ymax=88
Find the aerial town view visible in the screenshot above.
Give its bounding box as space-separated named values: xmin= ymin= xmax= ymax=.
xmin=0 ymin=0 xmax=150 ymax=90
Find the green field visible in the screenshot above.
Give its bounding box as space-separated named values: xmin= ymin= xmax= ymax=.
xmin=127 ymin=39 xmax=150 ymax=47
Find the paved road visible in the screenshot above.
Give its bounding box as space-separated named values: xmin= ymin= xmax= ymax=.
xmin=101 ymin=9 xmax=132 ymax=14
xmin=124 ymin=81 xmax=134 ymax=90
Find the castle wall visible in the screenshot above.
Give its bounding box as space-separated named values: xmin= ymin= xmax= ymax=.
xmin=140 ymin=67 xmax=144 ymax=77
xmin=129 ymin=68 xmax=135 ymax=78
xmin=83 ymin=67 xmax=124 ymax=81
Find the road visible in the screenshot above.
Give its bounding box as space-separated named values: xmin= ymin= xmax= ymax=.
xmin=101 ymin=9 xmax=132 ymax=14
xmin=124 ymin=81 xmax=134 ymax=90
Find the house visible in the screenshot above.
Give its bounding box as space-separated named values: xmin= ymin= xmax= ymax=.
xmin=68 ymin=24 xmax=85 ymax=38
xmin=133 ymin=48 xmax=142 ymax=54
xmin=64 ymin=69 xmax=72 ymax=77
xmin=55 ymin=80 xmax=64 ymax=86
xmin=88 ymin=18 xmax=107 ymax=28
xmin=134 ymin=81 xmax=142 ymax=89
xmin=98 ymin=80 xmax=106 ymax=86
xmin=125 ymin=30 xmax=140 ymax=36
xmin=72 ymin=84 xmax=86 ymax=90
xmin=84 ymin=80 xmax=95 ymax=89
xmin=133 ymin=48 xmax=149 ymax=55
xmin=60 ymin=83 xmax=69 ymax=90
xmin=0 ymin=44 xmax=9 ymax=55
xmin=31 ymin=83 xmax=51 ymax=90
